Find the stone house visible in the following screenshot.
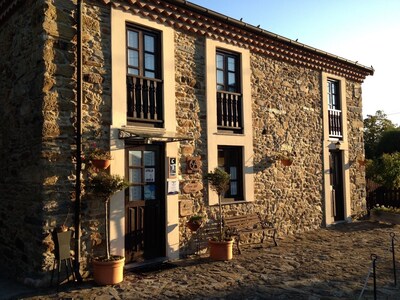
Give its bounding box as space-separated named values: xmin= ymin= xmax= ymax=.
xmin=0 ymin=0 xmax=373 ymax=284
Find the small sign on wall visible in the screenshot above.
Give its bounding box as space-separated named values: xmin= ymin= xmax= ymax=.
xmin=179 ymin=200 xmax=193 ymax=217
xmin=186 ymin=156 xmax=202 ymax=174
xmin=168 ymin=157 xmax=177 ymax=178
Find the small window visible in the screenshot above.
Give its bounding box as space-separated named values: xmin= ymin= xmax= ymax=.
xmin=218 ymin=146 xmax=243 ymax=201
xmin=216 ymin=50 xmax=240 ymax=92
xmin=216 ymin=50 xmax=243 ymax=132
xmin=327 ymin=79 xmax=342 ymax=138
xmin=126 ymin=24 xmax=163 ymax=126
xmin=126 ymin=26 xmax=161 ymax=79
xmin=327 ymin=80 xmax=340 ymax=110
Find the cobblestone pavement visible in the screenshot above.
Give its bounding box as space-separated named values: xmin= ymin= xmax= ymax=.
xmin=18 ymin=221 xmax=400 ymax=299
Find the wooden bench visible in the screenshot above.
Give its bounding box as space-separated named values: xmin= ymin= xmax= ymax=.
xmin=223 ymin=213 xmax=277 ymax=254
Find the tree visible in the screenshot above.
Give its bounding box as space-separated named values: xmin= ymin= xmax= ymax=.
xmin=375 ymin=129 xmax=400 ymax=157
xmin=368 ymin=153 xmax=400 ymax=189
xmin=364 ymin=110 xmax=396 ymax=159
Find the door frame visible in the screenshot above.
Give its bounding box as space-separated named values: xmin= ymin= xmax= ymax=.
xmin=124 ymin=143 xmax=166 ymax=263
xmin=329 ymin=150 xmax=345 ymax=221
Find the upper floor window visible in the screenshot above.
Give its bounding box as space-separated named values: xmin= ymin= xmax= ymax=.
xmin=126 ymin=25 xmax=163 ymax=126
xmin=327 ymin=79 xmax=342 ymax=138
xmin=328 ymin=80 xmax=340 ymax=110
xmin=218 ymin=146 xmax=243 ymax=201
xmin=216 ymin=50 xmax=242 ymax=133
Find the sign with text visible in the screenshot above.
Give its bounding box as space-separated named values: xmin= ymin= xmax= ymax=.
xmin=145 ymin=168 xmax=155 ymax=182
xmin=168 ymin=157 xmax=177 ymax=178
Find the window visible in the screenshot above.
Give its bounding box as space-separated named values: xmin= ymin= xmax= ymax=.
xmin=127 ymin=26 xmax=160 ymax=78
xmin=327 ymin=79 xmax=342 ymax=138
xmin=126 ymin=25 xmax=163 ymax=126
xmin=328 ymin=80 xmax=340 ymax=110
xmin=216 ymin=50 xmax=240 ymax=92
xmin=218 ymin=146 xmax=243 ymax=200
xmin=216 ymin=50 xmax=242 ymax=132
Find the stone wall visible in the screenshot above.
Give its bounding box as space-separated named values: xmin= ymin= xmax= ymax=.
xmin=0 ymin=0 xmax=111 ymax=285
xmin=346 ymin=81 xmax=367 ymax=217
xmin=0 ymin=0 xmax=367 ymax=281
xmin=174 ymin=29 xmax=367 ymax=252
xmin=0 ymin=0 xmax=48 ymax=280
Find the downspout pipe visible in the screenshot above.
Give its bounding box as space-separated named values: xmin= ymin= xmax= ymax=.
xmin=74 ymin=0 xmax=83 ymax=283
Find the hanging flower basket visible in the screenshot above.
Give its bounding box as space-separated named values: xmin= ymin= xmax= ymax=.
xmin=281 ymin=159 xmax=293 ymax=166
xmin=92 ymin=159 xmax=111 ymax=170
xmin=358 ymin=159 xmax=366 ymax=167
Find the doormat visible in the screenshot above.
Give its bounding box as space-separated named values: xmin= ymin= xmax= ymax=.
xmin=130 ymin=262 xmax=177 ymax=274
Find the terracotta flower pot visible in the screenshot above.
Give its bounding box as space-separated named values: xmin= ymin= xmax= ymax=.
xmin=186 ymin=221 xmax=202 ymax=232
xmin=93 ymin=256 xmax=125 ymax=285
xmin=281 ymin=159 xmax=293 ymax=166
xmin=92 ymin=159 xmax=111 ymax=170
xmin=209 ymin=239 xmax=234 ymax=261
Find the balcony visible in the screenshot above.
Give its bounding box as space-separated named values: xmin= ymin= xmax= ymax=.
xmin=217 ymin=91 xmax=242 ymax=132
xmin=127 ymin=75 xmax=163 ymax=126
xmin=328 ymin=108 xmax=342 ymax=138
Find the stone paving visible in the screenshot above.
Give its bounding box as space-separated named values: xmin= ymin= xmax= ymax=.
xmin=18 ymin=221 xmax=400 ymax=299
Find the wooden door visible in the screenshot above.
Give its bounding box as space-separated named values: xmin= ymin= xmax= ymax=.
xmin=329 ymin=150 xmax=345 ymax=221
xmin=125 ymin=144 xmax=165 ymax=263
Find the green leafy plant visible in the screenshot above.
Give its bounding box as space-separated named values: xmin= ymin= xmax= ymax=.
xmin=205 ymin=168 xmax=230 ymax=241
xmin=371 ymin=205 xmax=400 ymax=215
xmin=188 ymin=214 xmax=204 ymax=225
xmin=88 ymin=144 xmax=112 ymax=160
xmin=88 ymin=172 xmax=129 ymax=260
xmin=367 ymin=153 xmax=400 ymax=189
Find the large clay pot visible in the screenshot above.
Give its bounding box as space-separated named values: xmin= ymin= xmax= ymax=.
xmin=92 ymin=159 xmax=111 ymax=170
xmin=93 ymin=256 xmax=125 ymax=285
xmin=209 ymin=239 xmax=234 ymax=261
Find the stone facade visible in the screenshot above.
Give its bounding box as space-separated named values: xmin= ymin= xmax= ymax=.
xmin=0 ymin=0 xmax=371 ymax=284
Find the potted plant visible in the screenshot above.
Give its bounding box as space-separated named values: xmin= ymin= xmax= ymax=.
xmin=277 ymin=153 xmax=294 ymax=166
xmin=205 ymin=168 xmax=234 ymax=260
xmin=88 ymin=171 xmax=129 ymax=285
xmin=186 ymin=215 xmax=204 ymax=232
xmin=88 ymin=145 xmax=112 ymax=170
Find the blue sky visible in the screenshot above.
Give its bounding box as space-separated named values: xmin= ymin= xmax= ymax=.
xmin=190 ymin=0 xmax=400 ymax=125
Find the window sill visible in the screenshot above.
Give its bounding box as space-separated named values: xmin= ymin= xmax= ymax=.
xmin=210 ymin=200 xmax=251 ymax=206
xmin=214 ymin=132 xmax=245 ymax=137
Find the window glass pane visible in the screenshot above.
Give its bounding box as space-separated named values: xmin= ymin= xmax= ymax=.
xmin=127 ymin=30 xmax=138 ymax=48
xmin=144 ymin=151 xmax=155 ymax=166
xmin=217 ymin=85 xmax=224 ymax=91
xmin=216 ymin=54 xmax=224 ymax=69
xmin=217 ymin=70 xmax=224 ymax=85
xmin=227 ymin=57 xmax=235 ymax=71
xmin=128 ymin=68 xmax=139 ymax=76
xmin=128 ymin=49 xmax=139 ymax=67
xmin=129 ymin=186 xmax=142 ymax=201
xmin=230 ymin=166 xmax=237 ymax=180
xmin=230 ymin=181 xmax=237 ymax=196
xmin=144 ymin=184 xmax=156 ymax=200
xmin=144 ymin=35 xmax=155 ymax=52
xmin=145 ymin=53 xmax=155 ymax=71
xmin=145 ymin=71 xmax=155 ymax=78
xmin=129 ymin=151 xmax=142 ymax=166
xmin=228 ymin=72 xmax=236 ymax=86
xmin=129 ymin=169 xmax=142 ymax=183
